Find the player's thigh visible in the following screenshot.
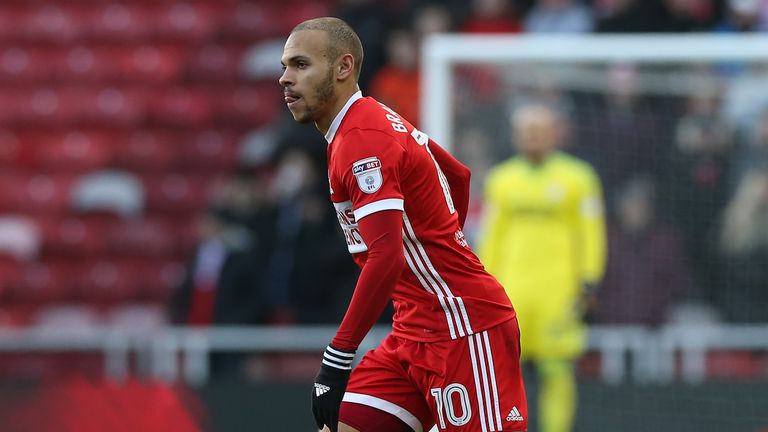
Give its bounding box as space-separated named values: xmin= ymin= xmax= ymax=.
xmin=341 ymin=337 xmax=432 ymax=432
xmin=423 ymin=319 xmax=528 ymax=432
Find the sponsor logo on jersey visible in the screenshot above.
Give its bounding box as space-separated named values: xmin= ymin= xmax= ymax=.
xmin=333 ymin=200 xmax=368 ymax=254
xmin=352 ymin=157 xmax=383 ymax=194
xmin=454 ymin=229 xmax=469 ymax=249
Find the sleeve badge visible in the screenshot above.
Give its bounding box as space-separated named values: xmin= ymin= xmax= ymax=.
xmin=352 ymin=156 xmax=383 ymax=194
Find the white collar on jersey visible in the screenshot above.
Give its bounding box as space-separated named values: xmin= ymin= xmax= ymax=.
xmin=324 ymin=90 xmax=363 ymax=144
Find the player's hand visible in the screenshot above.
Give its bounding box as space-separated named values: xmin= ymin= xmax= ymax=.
xmin=577 ymin=283 xmax=599 ymax=323
xmin=311 ymin=345 xmax=354 ymax=432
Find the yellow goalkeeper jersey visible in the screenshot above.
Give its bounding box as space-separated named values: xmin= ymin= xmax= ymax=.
xmin=478 ymin=151 xmax=606 ymax=304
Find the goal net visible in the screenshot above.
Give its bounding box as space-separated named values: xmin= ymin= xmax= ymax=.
xmin=421 ymin=34 xmax=768 ymax=431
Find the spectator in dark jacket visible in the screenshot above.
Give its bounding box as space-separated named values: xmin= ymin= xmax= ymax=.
xmin=597 ymin=177 xmax=692 ymax=325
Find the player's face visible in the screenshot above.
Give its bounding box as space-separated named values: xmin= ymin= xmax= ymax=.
xmin=279 ymin=30 xmax=336 ymax=124
xmin=513 ymin=108 xmax=561 ymax=159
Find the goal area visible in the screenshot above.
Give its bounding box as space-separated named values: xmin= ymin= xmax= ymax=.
xmin=421 ymin=33 xmax=768 ymax=432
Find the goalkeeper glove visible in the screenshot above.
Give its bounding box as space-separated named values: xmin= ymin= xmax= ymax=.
xmin=311 ymin=345 xmax=355 ymax=432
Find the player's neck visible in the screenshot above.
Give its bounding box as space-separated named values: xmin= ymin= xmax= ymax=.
xmin=315 ymin=85 xmax=360 ymax=136
xmin=525 ymin=153 xmax=549 ymax=166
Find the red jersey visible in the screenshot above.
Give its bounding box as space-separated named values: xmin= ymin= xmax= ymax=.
xmin=326 ymin=91 xmax=514 ymax=343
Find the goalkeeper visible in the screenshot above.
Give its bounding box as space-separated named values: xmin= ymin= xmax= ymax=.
xmin=478 ymin=104 xmax=606 ymax=432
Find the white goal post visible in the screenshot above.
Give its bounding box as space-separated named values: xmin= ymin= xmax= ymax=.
xmin=421 ymin=33 xmax=768 ymax=151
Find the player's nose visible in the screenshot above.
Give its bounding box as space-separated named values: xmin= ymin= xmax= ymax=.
xmin=278 ymin=68 xmax=293 ymax=87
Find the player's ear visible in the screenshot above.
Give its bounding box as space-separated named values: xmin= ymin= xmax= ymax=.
xmin=337 ymin=53 xmax=355 ymax=81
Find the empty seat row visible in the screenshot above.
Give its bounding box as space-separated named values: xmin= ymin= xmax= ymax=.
xmin=0 ymin=257 xmax=184 ymax=306
xmin=0 ymin=213 xmax=199 ymax=261
xmin=0 ymin=84 xmax=282 ymax=126
xmin=0 ymin=129 xmax=250 ymax=172
xmin=0 ymin=303 xmax=167 ymax=329
xmin=0 ymin=1 xmax=330 ymax=44
xmin=0 ymin=45 xmax=187 ymax=84
xmin=0 ymin=171 xmax=226 ymax=216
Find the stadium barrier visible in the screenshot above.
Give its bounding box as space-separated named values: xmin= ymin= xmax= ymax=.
xmin=0 ymin=324 xmax=766 ymax=385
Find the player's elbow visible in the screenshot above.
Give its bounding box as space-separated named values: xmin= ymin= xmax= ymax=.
xmin=389 ymin=245 xmax=406 ymax=276
xmin=459 ymin=163 xmax=471 ymax=182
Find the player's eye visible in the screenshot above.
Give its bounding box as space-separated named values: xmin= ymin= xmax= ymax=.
xmin=281 ymin=65 xmax=287 ymax=71
xmin=297 ymin=62 xmax=308 ymax=69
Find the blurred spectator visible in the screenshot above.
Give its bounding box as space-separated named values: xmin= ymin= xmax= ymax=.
xmin=523 ymin=0 xmax=595 ymax=33
xmin=266 ymin=139 xmax=359 ymax=324
xmin=597 ymin=177 xmax=691 ymax=325
xmin=412 ymin=2 xmax=456 ymax=38
xmin=595 ymin=0 xmax=660 ymax=32
xmin=370 ymin=28 xmax=421 ymax=125
xmin=334 ymin=0 xmax=394 ymax=91
xmin=168 ymin=194 xmax=273 ymax=377
xmin=723 ymin=64 xmax=768 ymax=131
xmin=717 ymin=169 xmax=768 ymax=322
xmin=573 ymin=63 xmax=661 ymax=204
xmin=730 ymin=106 xmax=768 ymax=188
xmin=715 ymin=0 xmax=768 ymax=31
xmin=169 ymin=206 xmax=267 ymax=327
xmin=460 ymin=0 xmax=522 ymax=33
xmin=661 ymin=85 xmax=734 ymax=304
xmin=657 ymin=0 xmax=714 ymax=32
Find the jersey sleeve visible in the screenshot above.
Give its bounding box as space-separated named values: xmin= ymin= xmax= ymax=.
xmin=336 ymin=128 xmax=405 ymax=221
xmin=577 ymin=165 xmax=607 ymax=286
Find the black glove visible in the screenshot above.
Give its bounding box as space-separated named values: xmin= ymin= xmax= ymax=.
xmin=311 ymin=345 xmax=355 ymax=432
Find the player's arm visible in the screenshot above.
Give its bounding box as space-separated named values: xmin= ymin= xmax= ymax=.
xmin=312 ymin=129 xmax=405 ymax=432
xmin=311 ymin=210 xmax=404 ymax=432
xmin=332 ymin=210 xmax=404 ymax=351
xmin=428 ymin=141 xmax=471 ymax=228
xmin=578 ymin=166 xmax=607 ymax=291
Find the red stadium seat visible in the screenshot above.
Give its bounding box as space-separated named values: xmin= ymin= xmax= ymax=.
xmin=146 ymin=88 xmax=211 ymax=126
xmin=76 ymin=260 xmax=143 ymax=305
xmin=218 ymin=1 xmax=330 ymax=41
xmin=120 ymin=45 xmax=184 ymax=83
xmin=0 ymin=129 xmax=38 ymax=169
xmin=34 ymin=131 xmax=115 ymax=172
xmin=178 ymin=130 xmax=239 ymax=171
xmin=133 ymin=259 xmax=185 ymax=303
xmin=23 ymin=5 xmax=79 ymax=43
xmin=209 ymin=84 xmax=282 ymax=127
xmin=81 ymin=4 xmax=154 ymax=42
xmin=9 ymin=261 xmax=80 ymax=304
xmin=0 ymin=305 xmax=36 ymax=328
xmin=185 ymin=43 xmax=248 ymax=83
xmin=0 ymin=46 xmax=50 ymax=84
xmin=0 ymin=173 xmax=74 ymax=215
xmin=0 ymin=257 xmax=25 ymax=299
xmin=39 ymin=217 xmax=111 ymax=259
xmin=151 ymin=3 xmax=220 ymax=41
xmin=106 ymin=218 xmax=177 ymax=258
xmin=113 ymin=130 xmax=180 ymax=172
xmin=142 ymin=173 xmax=213 ymax=215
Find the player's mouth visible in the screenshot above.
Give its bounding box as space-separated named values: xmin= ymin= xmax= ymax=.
xmin=284 ymin=92 xmax=301 ymax=107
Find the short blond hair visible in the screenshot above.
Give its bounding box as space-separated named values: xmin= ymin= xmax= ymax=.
xmin=291 ymin=17 xmax=364 ymax=80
